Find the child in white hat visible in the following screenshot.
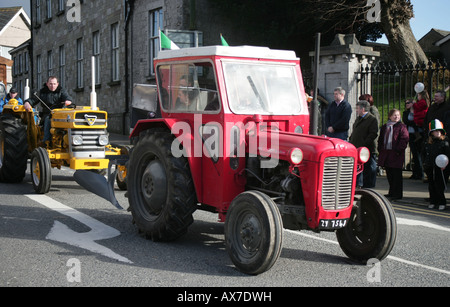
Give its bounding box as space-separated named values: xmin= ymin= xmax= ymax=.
xmin=422 ymin=119 xmax=450 ymax=210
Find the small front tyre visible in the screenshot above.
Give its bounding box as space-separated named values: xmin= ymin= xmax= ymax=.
xmin=336 ymin=188 xmax=397 ymax=263
xmin=225 ymin=191 xmax=283 ymax=275
xmin=30 ymin=147 xmax=52 ymax=194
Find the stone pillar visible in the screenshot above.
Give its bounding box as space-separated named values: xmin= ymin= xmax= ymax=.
xmin=310 ymin=34 xmax=380 ymax=134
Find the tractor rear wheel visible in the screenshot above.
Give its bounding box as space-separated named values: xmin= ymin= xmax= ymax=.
xmin=336 ymin=188 xmax=397 ymax=263
xmin=225 ymin=191 xmax=283 ymax=275
xmin=0 ymin=114 xmax=28 ymax=183
xmin=30 ymin=147 xmax=52 ymax=194
xmin=127 ymin=129 xmax=197 ymax=241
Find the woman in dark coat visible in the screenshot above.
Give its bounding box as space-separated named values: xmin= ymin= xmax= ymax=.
xmin=378 ymin=109 xmax=409 ymax=200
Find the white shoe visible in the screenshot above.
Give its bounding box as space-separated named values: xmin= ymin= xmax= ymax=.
xmin=428 ymin=204 xmax=436 ymax=209
xmin=438 ymin=205 xmax=446 ymax=211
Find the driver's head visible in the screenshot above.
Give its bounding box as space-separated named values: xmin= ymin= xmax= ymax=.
xmin=46 ymin=77 xmax=59 ymax=92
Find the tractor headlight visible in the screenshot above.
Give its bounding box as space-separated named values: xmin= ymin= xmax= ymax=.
xmin=72 ymin=135 xmax=83 ymax=146
xmin=98 ymin=135 xmax=109 ymax=146
xmin=288 ymin=148 xmax=303 ymax=165
xmin=358 ymin=147 xmax=370 ymax=164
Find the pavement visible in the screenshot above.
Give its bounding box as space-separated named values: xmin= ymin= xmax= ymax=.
xmin=109 ymin=132 xmax=442 ymax=209
xmin=372 ymin=172 xmax=437 ymax=208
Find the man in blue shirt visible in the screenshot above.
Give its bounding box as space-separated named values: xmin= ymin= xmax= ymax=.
xmin=0 ymin=88 xmax=23 ymax=113
xmin=325 ymin=87 xmax=352 ymax=141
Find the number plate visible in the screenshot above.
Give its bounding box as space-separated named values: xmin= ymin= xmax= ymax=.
xmin=319 ymin=219 xmax=348 ymax=230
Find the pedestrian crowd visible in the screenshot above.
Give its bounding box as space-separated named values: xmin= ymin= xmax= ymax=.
xmin=320 ymin=86 xmax=450 ymax=211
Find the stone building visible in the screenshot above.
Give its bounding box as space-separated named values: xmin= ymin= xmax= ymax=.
xmin=29 ymin=0 xmax=235 ymax=134
xmin=9 ymin=39 xmax=31 ymax=98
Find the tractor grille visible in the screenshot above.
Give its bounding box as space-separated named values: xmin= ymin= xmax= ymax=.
xmin=321 ymin=157 xmax=354 ymax=211
xmin=69 ymin=129 xmax=108 ymax=159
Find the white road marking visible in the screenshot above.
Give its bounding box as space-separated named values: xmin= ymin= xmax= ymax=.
xmin=285 ymin=216 xmax=450 ymax=276
xmin=26 ymin=195 xmax=133 ymax=264
xmin=397 ymin=217 xmax=450 ymax=233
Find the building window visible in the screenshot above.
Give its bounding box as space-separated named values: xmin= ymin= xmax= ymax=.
xmin=59 ymin=45 xmax=65 ymax=88
xmin=24 ymin=51 xmax=29 ymax=73
xmin=93 ymin=31 xmax=101 ymax=85
xmin=37 ymin=55 xmax=42 ymax=87
xmin=149 ymin=9 xmax=163 ymax=76
xmin=12 ymin=56 xmax=17 ymax=75
xmin=36 ymin=0 xmax=41 ymax=24
xmin=77 ymin=38 xmax=84 ymax=89
xmin=58 ymin=0 xmax=65 ymax=12
xmin=111 ymin=23 xmax=120 ymax=82
xmin=47 ymin=50 xmax=53 ymax=77
xmin=46 ymin=0 xmax=52 ymax=19
xmin=19 ymin=54 xmax=23 ymax=74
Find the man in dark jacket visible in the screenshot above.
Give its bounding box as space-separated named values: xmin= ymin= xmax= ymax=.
xmin=425 ymin=91 xmax=450 ymax=134
xmin=325 ymin=87 xmax=352 ymax=140
xmin=24 ymin=76 xmax=73 ymax=143
xmin=350 ymin=100 xmax=379 ymax=188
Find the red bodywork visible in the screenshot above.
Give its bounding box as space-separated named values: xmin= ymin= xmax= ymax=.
xmin=131 ymin=47 xmax=360 ymax=230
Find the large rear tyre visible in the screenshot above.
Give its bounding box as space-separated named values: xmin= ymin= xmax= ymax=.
xmin=0 ymin=114 xmax=28 ymax=183
xmin=225 ymin=191 xmax=283 ymax=275
xmin=336 ymin=188 xmax=397 ymax=263
xmin=30 ymin=147 xmax=52 ymax=194
xmin=127 ymin=129 xmax=197 ymax=241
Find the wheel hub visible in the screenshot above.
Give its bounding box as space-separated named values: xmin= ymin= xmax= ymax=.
xmin=141 ymin=160 xmax=167 ymax=214
xmin=239 ymin=215 xmax=262 ymax=251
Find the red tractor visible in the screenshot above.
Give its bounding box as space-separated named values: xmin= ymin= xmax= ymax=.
xmin=83 ymin=46 xmax=397 ymax=275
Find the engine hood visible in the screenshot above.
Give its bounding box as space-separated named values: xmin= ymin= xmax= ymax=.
xmin=256 ymin=130 xmax=358 ymax=162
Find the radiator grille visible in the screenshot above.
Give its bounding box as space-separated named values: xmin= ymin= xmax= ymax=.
xmin=321 ymin=157 xmax=354 ymax=210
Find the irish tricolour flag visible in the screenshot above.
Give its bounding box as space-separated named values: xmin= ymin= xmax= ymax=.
xmin=160 ymin=30 xmax=180 ymax=50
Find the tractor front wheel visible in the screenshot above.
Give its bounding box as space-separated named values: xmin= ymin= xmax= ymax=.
xmin=225 ymin=191 xmax=283 ymax=275
xmin=30 ymin=147 xmax=52 ymax=194
xmin=336 ymin=188 xmax=397 ymax=263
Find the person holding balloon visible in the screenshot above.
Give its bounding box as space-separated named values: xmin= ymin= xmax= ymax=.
xmin=422 ymin=119 xmax=450 ymax=211
xmin=412 ymin=82 xmax=430 ymax=143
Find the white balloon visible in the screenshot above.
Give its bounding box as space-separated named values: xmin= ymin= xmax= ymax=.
xmin=435 ymin=154 xmax=449 ymax=168
xmin=414 ymin=82 xmax=425 ymax=94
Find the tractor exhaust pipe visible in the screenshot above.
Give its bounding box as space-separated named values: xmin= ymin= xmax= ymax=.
xmin=90 ymin=56 xmax=98 ymax=111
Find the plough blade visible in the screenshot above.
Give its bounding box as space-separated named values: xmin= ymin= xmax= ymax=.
xmin=74 ymin=169 xmax=123 ymax=210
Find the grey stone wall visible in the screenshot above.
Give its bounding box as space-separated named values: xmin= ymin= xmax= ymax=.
xmin=31 ymin=0 xmax=126 ymax=133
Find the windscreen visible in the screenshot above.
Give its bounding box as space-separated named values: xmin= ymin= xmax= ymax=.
xmin=223 ymin=62 xmax=303 ymax=115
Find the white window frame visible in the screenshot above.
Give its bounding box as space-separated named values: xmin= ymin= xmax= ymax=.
xmin=77 ymin=38 xmax=84 ymax=88
xmin=149 ymin=8 xmax=163 ymax=76
xmin=111 ymin=23 xmax=120 ymax=82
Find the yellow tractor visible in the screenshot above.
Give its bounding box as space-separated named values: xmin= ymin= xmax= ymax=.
xmin=0 ymin=60 xmax=128 ymax=209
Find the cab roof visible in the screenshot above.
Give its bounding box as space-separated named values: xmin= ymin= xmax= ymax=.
xmin=156 ymin=45 xmax=299 ymax=61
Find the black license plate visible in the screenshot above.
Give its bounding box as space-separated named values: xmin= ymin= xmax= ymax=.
xmin=319 ymin=219 xmax=348 ymax=230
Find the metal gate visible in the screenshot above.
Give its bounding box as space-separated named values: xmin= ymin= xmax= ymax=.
xmin=357 ymin=59 xmax=450 ymax=123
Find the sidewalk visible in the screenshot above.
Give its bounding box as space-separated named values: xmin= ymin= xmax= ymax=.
xmin=372 ymin=172 xmax=438 ymax=207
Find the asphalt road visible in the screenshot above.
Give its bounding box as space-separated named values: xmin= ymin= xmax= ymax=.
xmin=1 ymin=166 xmax=449 ymax=288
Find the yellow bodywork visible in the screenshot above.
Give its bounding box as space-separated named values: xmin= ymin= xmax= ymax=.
xmin=51 ymin=106 xmax=108 ymax=129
